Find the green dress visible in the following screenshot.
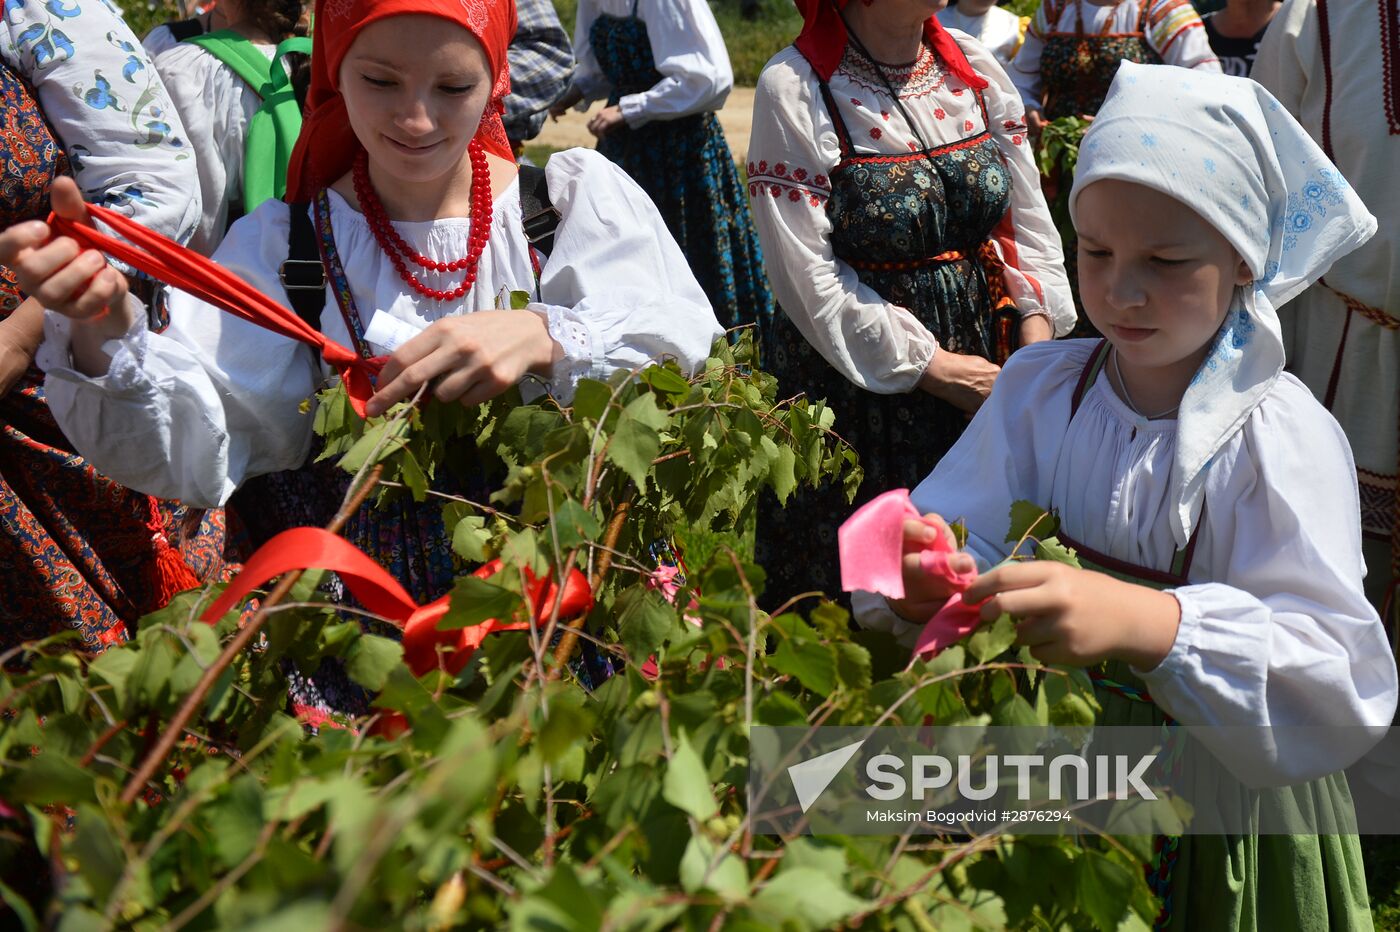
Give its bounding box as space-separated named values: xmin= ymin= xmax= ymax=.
xmin=1062 ymin=342 xmax=1373 ymax=931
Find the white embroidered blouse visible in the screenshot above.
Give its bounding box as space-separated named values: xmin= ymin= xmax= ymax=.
xmin=143 ymin=25 xmax=275 ymax=256
xmin=38 ymin=149 xmax=724 ymax=509
xmin=937 ymin=5 xmax=1025 ymax=71
xmin=854 ymin=340 xmax=1398 ymax=783
xmin=747 ymin=36 xmax=1076 ymax=394
xmin=570 ymin=0 xmax=732 ymax=128
xmin=1011 ymin=0 xmax=1221 ymax=113
xmin=1 ymin=0 xmax=199 ymax=244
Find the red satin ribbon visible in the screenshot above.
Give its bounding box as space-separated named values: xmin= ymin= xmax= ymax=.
xmin=199 ymin=527 xmax=531 ymax=676
xmin=49 ymin=204 xmax=382 ymax=417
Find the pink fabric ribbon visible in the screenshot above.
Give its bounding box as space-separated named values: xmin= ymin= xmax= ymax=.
xmin=839 ymin=489 xmax=985 ymax=658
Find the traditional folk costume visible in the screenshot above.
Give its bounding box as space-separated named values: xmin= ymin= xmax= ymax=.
xmin=1010 ymin=0 xmax=1219 ymax=121
xmin=1252 ymin=0 xmax=1400 ymax=638
xmin=570 ymin=0 xmax=772 ymax=331
xmin=936 ymin=3 xmax=1025 ymax=71
xmin=857 ymin=62 xmax=1396 ymax=930
xmin=0 ymin=0 xmax=238 ymax=656
xmin=143 ymin=22 xmax=304 ymax=256
xmin=747 ymin=0 xmax=1074 ymax=605
xmin=38 ymin=0 xmax=721 ymax=706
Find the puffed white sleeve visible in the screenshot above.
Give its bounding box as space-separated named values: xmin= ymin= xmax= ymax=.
xmin=1008 ymin=0 xmax=1051 ymax=112
xmin=38 ymin=200 xmax=321 ymax=508
xmin=7 ymin=0 xmax=200 ymax=245
xmin=1145 ymin=0 xmax=1222 ymax=71
xmin=1139 ymin=382 xmax=1398 ymax=784
xmin=747 ymin=50 xmax=938 ymax=394
xmin=143 ymin=26 xmax=261 ymax=256
xmin=570 ymin=0 xmax=612 ymax=102
xmin=954 ymin=34 xmax=1075 ymax=336
xmin=534 ymin=148 xmax=723 ymax=397
xmin=852 ymin=341 xmax=1085 ymax=637
xmin=617 ymin=0 xmax=732 ymax=128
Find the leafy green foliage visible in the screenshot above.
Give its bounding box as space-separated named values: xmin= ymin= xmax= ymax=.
xmin=0 ymin=335 xmax=1153 ymax=929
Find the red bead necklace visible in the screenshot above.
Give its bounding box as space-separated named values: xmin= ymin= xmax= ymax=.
xmin=352 ymin=140 xmax=493 ymax=302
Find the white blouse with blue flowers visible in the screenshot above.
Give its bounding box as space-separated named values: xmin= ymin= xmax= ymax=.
xmin=2 ymin=0 xmax=200 ymax=244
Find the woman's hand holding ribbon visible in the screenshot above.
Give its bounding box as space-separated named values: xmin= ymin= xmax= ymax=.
xmin=0 ymin=177 xmax=135 ymax=376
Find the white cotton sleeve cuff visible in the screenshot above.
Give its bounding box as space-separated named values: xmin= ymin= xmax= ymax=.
xmin=38 ymin=295 xmax=154 ymax=396
xmin=851 ymin=590 xmax=922 ymax=648
xmin=535 ymin=301 xmax=599 ymax=402
xmin=619 ymin=93 xmax=651 ymax=128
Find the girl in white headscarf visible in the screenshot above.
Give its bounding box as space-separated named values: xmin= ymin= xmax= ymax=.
xmin=854 ymin=62 xmax=1397 ymax=928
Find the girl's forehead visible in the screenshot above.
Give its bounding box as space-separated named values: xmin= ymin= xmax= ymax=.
xmin=1077 ymin=180 xmax=1224 ymax=243
xmin=342 ymin=15 xmax=485 ymax=63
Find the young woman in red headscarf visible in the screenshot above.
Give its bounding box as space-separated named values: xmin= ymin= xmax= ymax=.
xmin=0 ymin=0 xmax=721 ymax=702
xmin=747 ymin=0 xmax=1076 ymax=608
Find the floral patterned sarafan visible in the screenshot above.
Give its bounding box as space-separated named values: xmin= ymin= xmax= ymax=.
xmin=757 ymin=63 xmax=1016 ymax=606
xmin=0 ymin=52 xmax=232 ymax=657
xmin=588 ymin=2 xmax=773 ymax=332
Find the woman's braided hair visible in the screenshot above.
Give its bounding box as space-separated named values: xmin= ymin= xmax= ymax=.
xmin=242 ymin=0 xmax=312 ymax=109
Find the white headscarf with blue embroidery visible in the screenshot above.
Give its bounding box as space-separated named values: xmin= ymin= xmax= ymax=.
xmin=1068 ymin=61 xmax=1377 ymax=547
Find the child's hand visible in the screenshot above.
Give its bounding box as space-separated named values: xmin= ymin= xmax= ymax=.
xmin=367 ymin=310 xmax=563 ymax=416
xmin=888 ymin=514 xmax=977 ymax=624
xmin=962 ymin=562 xmax=1181 ymax=669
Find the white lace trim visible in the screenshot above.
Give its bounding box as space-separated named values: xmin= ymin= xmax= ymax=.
xmin=538 ymin=302 xmax=595 ymax=402
xmin=38 ymin=294 xmax=152 ymax=394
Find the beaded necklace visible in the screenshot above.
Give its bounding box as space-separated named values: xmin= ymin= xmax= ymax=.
xmin=351 ymin=139 xmax=493 ymax=302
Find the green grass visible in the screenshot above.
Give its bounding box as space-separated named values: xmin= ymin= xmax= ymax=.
xmin=553 ymin=0 xmax=801 ymax=86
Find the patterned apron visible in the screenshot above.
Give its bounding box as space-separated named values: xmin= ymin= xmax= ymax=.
xmin=0 ymin=60 xmax=235 ymax=654
xmin=587 ymin=0 xmax=774 ymax=332
xmin=1061 ymin=342 xmax=1373 ymax=932
xmin=757 ymin=67 xmax=1017 ymax=607
xmin=1039 ymin=0 xmax=1161 ymax=121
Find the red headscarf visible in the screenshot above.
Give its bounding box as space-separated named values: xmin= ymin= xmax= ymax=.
xmin=793 ymin=0 xmax=987 ymax=90
xmin=286 ymin=0 xmax=518 ymax=202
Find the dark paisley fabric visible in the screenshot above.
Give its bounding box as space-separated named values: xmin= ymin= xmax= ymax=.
xmin=1040 ymin=1 xmax=1160 ymax=122
xmin=0 ymin=63 xmax=69 ymax=312
xmin=589 ymin=6 xmax=774 ymax=332
xmin=756 ymin=80 xmax=1013 ymax=608
xmin=0 ymin=59 xmax=236 ymax=658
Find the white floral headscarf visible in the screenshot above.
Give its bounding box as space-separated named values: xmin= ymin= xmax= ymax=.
xmin=1069 ymin=61 xmax=1377 ymax=547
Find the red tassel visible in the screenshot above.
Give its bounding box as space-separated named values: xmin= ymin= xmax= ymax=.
xmin=144 ymin=498 xmax=201 ymax=613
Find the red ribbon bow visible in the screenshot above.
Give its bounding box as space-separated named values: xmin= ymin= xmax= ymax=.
xmin=200 ymin=528 xmax=591 ymax=678
xmin=49 ymin=204 xmax=382 ymax=416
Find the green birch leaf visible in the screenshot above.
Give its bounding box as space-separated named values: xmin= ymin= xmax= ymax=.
xmin=967 ymin=613 xmax=1017 ymax=663
xmin=752 ymin=868 xmax=870 ymax=927
xmin=1074 ymin=850 xmax=1136 ymax=932
xmin=679 ymin=835 xmax=747 ymax=901
xmin=345 ymin=635 xmax=403 ymax=690
xmin=1035 ymin=536 xmax=1080 ymax=567
xmin=607 ymin=394 xmax=666 ymax=493
xmin=1006 ymin=500 xmax=1058 ymax=545
xmin=439 ymin=575 xmax=522 ymax=630
xmin=662 ymin=731 xmax=718 ymax=821
xmin=769 ymin=638 xmax=838 ymax=695
xmin=449 ymin=513 xmax=492 ymax=562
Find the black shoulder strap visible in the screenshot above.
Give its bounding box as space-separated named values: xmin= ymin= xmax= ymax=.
xmin=166 ymin=17 xmax=206 ymax=42
xmin=518 ymin=164 xmax=560 ymax=260
xmin=281 ymin=201 xmax=327 ymax=330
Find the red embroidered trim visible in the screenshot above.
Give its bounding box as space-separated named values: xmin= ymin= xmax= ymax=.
xmin=1381 ymin=0 xmax=1400 ymax=135
xmin=747 ymin=161 xmax=831 ymax=205
xmin=843 ymin=129 xmax=991 ymax=165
